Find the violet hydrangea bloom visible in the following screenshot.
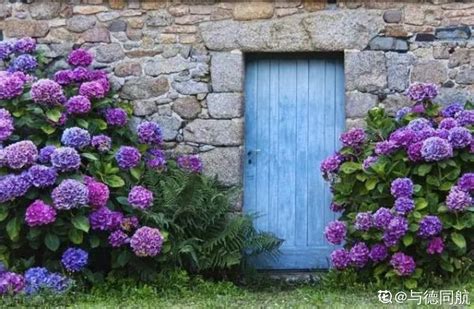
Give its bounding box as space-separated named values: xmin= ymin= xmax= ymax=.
xmin=0 ymin=272 xmax=25 ymax=295
xmin=418 ymin=215 xmax=442 ymax=238
xmin=448 ymin=127 xmax=471 ymax=149
xmin=390 ymin=252 xmax=415 ymax=276
xmin=441 ymin=103 xmax=464 ymax=118
xmin=108 ymin=230 xmax=130 ymax=248
xmin=389 ymin=128 xmax=416 ymax=148
xmin=27 ymin=165 xmax=57 ymax=188
xmin=84 ymin=176 xmax=109 ymax=208
xmin=79 ymin=80 xmax=105 ymax=99
xmin=61 ymin=127 xmax=91 ymax=149
xmin=373 ymin=207 xmax=393 ymax=229
xmin=30 ymin=79 xmax=65 ymax=106
xmin=67 ymin=49 xmax=93 ymax=67
xmin=130 ymin=226 xmax=164 ymax=257
xmin=457 ymin=110 xmax=474 ymax=126
xmin=37 ymin=145 xmax=56 ymax=164
xmin=349 ymin=242 xmax=369 ymax=268
xmin=65 ymin=95 xmax=91 ymax=115
xmin=340 ymin=128 xmax=365 ymax=148
xmin=368 ymin=244 xmax=388 ymax=263
xmin=320 ymin=153 xmax=344 ymax=175
xmin=115 ymin=146 xmax=141 ymax=169
xmin=330 ymin=202 xmax=344 ymax=212
xmin=61 ymin=248 xmax=88 ymax=273
xmin=355 ymin=212 xmax=372 ymax=231
xmin=54 ymin=69 xmax=74 ymax=86
xmin=24 ymin=267 xmax=71 ymax=295
xmin=394 ymin=197 xmax=415 ymax=215
xmin=91 ymin=135 xmax=112 ymax=153
xmin=137 ymin=121 xmax=163 ymax=145
xmin=362 ymin=156 xmax=377 ymax=170
xmin=4 ymin=140 xmax=38 ymax=169
xmin=446 ymin=186 xmax=472 ymax=212
xmin=128 ymin=186 xmax=154 ymax=210
xmin=407 ymin=118 xmax=432 ymax=132
xmin=145 ymin=148 xmax=167 ymax=170
xmin=375 ymin=141 xmax=398 ymax=156
xmin=330 ymin=249 xmax=350 ymax=270
xmin=457 ymin=173 xmax=474 ymax=193
xmin=324 ymin=220 xmax=346 ymax=245
xmin=25 ymin=200 xmax=57 ymax=227
xmin=177 ymin=154 xmax=203 ymax=173
xmin=0 ymin=108 xmax=14 ymax=142
xmin=395 ymin=107 xmax=411 ymax=122
xmin=407 ymin=142 xmax=423 ymax=162
xmin=71 ymin=67 xmax=89 ymax=82
xmin=52 ymin=179 xmax=89 ymax=210
xmin=439 ymin=118 xmax=458 ymax=130
xmin=406 ymin=82 xmax=438 ymax=102
xmin=89 ymin=207 xmax=123 ymax=231
xmin=421 ymin=137 xmax=453 ymax=161
xmin=390 ymin=178 xmax=413 ymax=198
xmin=0 ymin=72 xmax=27 ymax=100
xmin=0 ymin=41 xmax=13 ymax=60
xmin=0 ymin=173 xmax=32 ymax=201
xmin=104 ymin=108 xmax=128 ymax=126
xmin=8 ymin=54 xmax=37 ymax=73
xmin=50 ymin=147 xmax=81 ymax=172
xmin=43 ymin=272 xmax=72 ymax=293
xmin=14 ymin=37 xmax=36 ymax=54
xmin=427 ymin=237 xmax=444 ymax=255
xmin=383 ymin=216 xmax=408 ymax=247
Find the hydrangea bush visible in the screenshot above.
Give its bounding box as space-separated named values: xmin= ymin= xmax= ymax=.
xmin=0 ymin=38 xmax=207 ymax=295
xmin=322 ymin=83 xmax=473 ymax=288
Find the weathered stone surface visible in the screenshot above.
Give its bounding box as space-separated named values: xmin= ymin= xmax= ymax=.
xmin=121 ymin=77 xmax=169 ymax=100
xmin=109 ymin=0 xmax=126 ymax=9
xmin=383 ymin=10 xmax=402 ymax=23
xmin=386 ymin=52 xmax=416 ymax=91
xmin=435 ymin=26 xmax=471 ymax=40
xmin=168 ymin=5 xmax=189 ymax=17
xmin=411 ymin=60 xmax=448 ymax=84
xmin=183 ymin=119 xmax=243 ymax=146
xmin=73 ymin=5 xmax=108 ymax=15
xmin=211 ymin=52 xmax=243 ymax=92
xmin=175 ymin=15 xmax=210 ymax=24
xmin=41 ymin=27 xmax=78 ymax=44
xmin=369 ymin=37 xmax=408 ymax=51
xmin=29 ymin=1 xmax=61 ymax=19
xmin=144 ymin=56 xmax=194 ymax=76
xmin=200 ymin=147 xmax=242 ymax=186
xmin=4 ymin=19 xmax=49 ymax=38
xmin=172 ymin=96 xmax=201 ymax=119
xmin=132 ymin=99 xmax=158 ymax=116
xmin=433 ymin=87 xmax=474 ymax=105
xmin=345 ymin=91 xmax=378 ymax=118
xmin=0 ymin=3 xmax=11 ymax=19
xmin=94 ymin=43 xmax=124 ymax=63
xmin=207 ymin=93 xmax=243 ymax=119
xmin=97 ymin=11 xmax=120 ymax=22
xmin=172 ymin=80 xmax=210 ymax=95
xmin=381 ymin=94 xmax=412 ymax=115
xmin=346 ymin=118 xmax=366 ymax=130
xmin=114 ymin=61 xmax=141 ymax=77
xmin=448 ymin=48 xmax=472 ymax=68
xmin=384 ymin=25 xmax=411 ymax=38
xmin=455 ymin=65 xmax=474 ymax=84
xmin=108 ymin=20 xmax=127 ymax=32
xmin=345 ymin=51 xmax=387 ymax=92
xmin=81 ymin=26 xmax=110 ymax=43
xmin=233 ymin=2 xmax=274 ymax=20
xmin=66 ymin=15 xmax=96 ymax=32
xmin=149 ymin=113 xmax=182 ymax=140
xmin=146 ymin=11 xmax=173 ymax=27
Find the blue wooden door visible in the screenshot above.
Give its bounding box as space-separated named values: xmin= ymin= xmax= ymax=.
xmin=244 ymin=54 xmax=345 ymax=269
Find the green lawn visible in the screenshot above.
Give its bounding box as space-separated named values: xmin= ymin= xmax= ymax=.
xmin=2 ymin=275 xmax=473 ymax=308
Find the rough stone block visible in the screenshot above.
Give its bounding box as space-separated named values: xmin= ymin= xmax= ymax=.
xmin=183 ymin=119 xmax=243 ymax=146
xmin=29 ymin=1 xmax=61 ymax=20
xmin=114 ymin=61 xmax=141 ymax=77
xmin=233 ymin=2 xmax=274 ymax=20
xmin=369 ymin=37 xmax=408 ymax=51
xmin=435 ymin=26 xmax=471 ymax=40
xmin=66 ymin=15 xmax=97 ymax=33
xmin=207 ymin=93 xmax=243 ymax=119
xmin=455 ymin=65 xmax=474 ymax=84
xmin=200 ymin=147 xmax=243 ymax=186
xmin=4 ymin=19 xmax=49 ymax=38
xmin=381 ymin=94 xmax=412 ymax=115
xmin=172 ymin=96 xmax=201 ymax=119
xmin=81 ymin=26 xmax=110 ymax=43
xmin=149 ymin=113 xmax=183 ymax=141
xmin=411 ymin=60 xmax=448 ymax=84
xmin=386 ymin=52 xmax=416 ymax=91
xmin=383 ymin=10 xmax=402 ymax=23
xmin=211 ymin=52 xmax=243 ymax=92
xmin=345 ymin=91 xmax=378 ymax=118
xmin=345 ymin=51 xmax=387 ymax=92
xmin=121 ymin=77 xmax=169 ymax=100
xmin=145 ymin=56 xmax=194 ymax=76
xmin=172 ymin=80 xmax=210 ymax=95
xmin=94 ymin=43 xmax=124 ymax=63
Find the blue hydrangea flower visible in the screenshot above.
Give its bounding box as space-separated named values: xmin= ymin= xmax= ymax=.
xmin=61 ymin=127 xmax=91 ymax=150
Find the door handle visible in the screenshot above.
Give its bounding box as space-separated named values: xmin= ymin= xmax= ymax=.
xmin=247 ymin=149 xmax=261 ymax=156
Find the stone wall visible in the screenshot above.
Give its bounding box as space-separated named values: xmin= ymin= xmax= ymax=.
xmin=0 ymin=0 xmax=473 ymax=194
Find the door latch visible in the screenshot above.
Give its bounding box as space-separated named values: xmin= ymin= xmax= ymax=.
xmin=247 ymin=149 xmax=261 ymax=164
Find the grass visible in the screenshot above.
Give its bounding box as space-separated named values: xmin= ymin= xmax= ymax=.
xmin=1 ymin=273 xmax=473 ymax=308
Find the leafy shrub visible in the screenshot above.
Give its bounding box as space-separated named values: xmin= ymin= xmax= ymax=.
xmin=321 ymin=83 xmax=473 ymax=288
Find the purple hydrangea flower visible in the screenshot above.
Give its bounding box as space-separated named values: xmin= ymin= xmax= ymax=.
xmin=421 ymin=137 xmax=453 ymax=161
xmin=128 ymin=186 xmax=154 ymax=210
xmin=115 ymin=146 xmax=141 ymax=169
xmin=320 ymin=153 xmax=344 ymax=175
xmin=324 ymin=220 xmax=346 ymax=245
xmin=330 ymin=249 xmax=350 ymax=270
xmin=130 ymin=226 xmax=164 ymax=257
xmin=84 ymin=176 xmax=109 ymax=208
xmin=369 ymin=244 xmax=388 ymax=263
xmin=25 ymin=200 xmax=57 ymax=227
xmin=389 ymin=128 xmax=417 ymax=148
xmin=0 ymin=272 xmax=25 ymax=295
xmin=330 ymin=202 xmax=344 ymax=212
xmin=65 ymin=95 xmax=91 ymax=115
xmin=383 ymin=216 xmax=408 ymax=247
xmin=373 ymin=207 xmax=393 ymax=229
xmin=390 ymin=178 xmax=414 ymax=199
xmin=177 ymin=154 xmax=203 ymax=173
xmin=418 ymin=215 xmax=442 ymax=238
xmin=89 ymin=207 xmax=123 ymax=231
xmin=457 ymin=110 xmax=474 ymax=126
xmin=4 ymin=140 xmax=38 ymax=169
xmin=406 ymin=82 xmax=438 ymax=102
xmin=439 ymin=118 xmax=458 ymax=130
xmin=30 ymin=79 xmax=65 ymax=106
xmin=104 ymin=108 xmax=127 ymax=126
xmin=8 ymin=54 xmax=37 ymax=73
xmin=390 ymin=252 xmax=415 ymax=276
xmin=0 ymin=41 xmax=13 ymax=60
xmin=108 ymin=230 xmax=130 ymax=248
xmin=412 ymin=104 xmax=425 ymax=114
xmin=145 ymin=148 xmax=167 ymax=170
xmin=340 ymin=128 xmax=366 ymax=148
xmin=71 ymin=67 xmax=89 ymax=82
xmin=395 ymin=107 xmax=411 ymax=121
xmin=0 ymin=108 xmax=14 ymax=142
xmin=407 ymin=118 xmax=432 ymax=132
xmin=50 ymin=147 xmax=81 ymax=172
xmin=54 ymin=69 xmax=74 ymax=86
xmin=457 ymin=173 xmax=474 ymax=193
xmin=427 ymin=237 xmax=444 ymax=255
xmin=349 ymin=242 xmax=369 ymax=268
xmin=446 ymin=186 xmax=472 ymax=212
xmin=14 ymin=37 xmax=36 ymax=53
xmin=0 ymin=72 xmax=26 ymax=100
xmin=10 ymin=172 xmax=32 ymax=198
xmin=407 ymin=142 xmax=423 ymax=162
xmin=441 ymin=103 xmax=464 ymax=118
xmin=27 ymin=165 xmax=57 ymax=188
xmin=375 ymin=141 xmax=398 ymax=156
xmin=67 ymin=49 xmax=93 ymax=67
xmin=52 ymin=179 xmax=89 ymax=210
xmin=448 ymin=127 xmax=471 ymax=149
xmin=79 ymin=80 xmax=105 ymax=99
xmin=24 ymin=267 xmax=49 ymax=295
xmin=43 ymin=272 xmax=71 ymax=293
xmin=355 ymin=212 xmax=373 ymax=231
xmin=61 ymin=248 xmax=88 ymax=272
xmin=435 ymin=128 xmax=450 ymax=140
xmin=394 ymin=197 xmax=415 ymax=215
xmin=137 ymin=121 xmax=163 ymax=145
xmin=91 ymin=135 xmax=112 ymax=153
xmin=61 ymin=127 xmax=91 ymax=149
xmin=362 ymin=156 xmax=377 ymax=170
